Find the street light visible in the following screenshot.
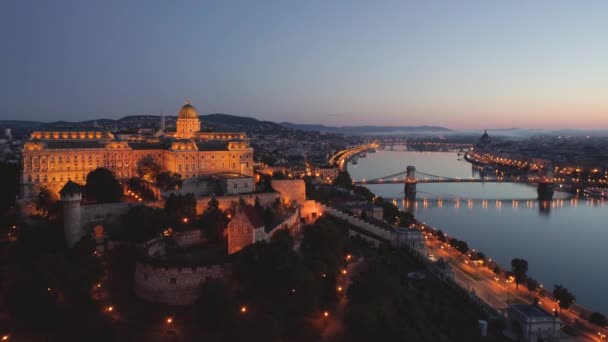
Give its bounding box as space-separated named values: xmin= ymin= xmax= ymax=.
xmin=166 ymin=317 xmax=173 ymax=325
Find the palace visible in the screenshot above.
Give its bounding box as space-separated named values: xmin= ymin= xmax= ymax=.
xmin=21 ymin=101 xmax=254 ymax=198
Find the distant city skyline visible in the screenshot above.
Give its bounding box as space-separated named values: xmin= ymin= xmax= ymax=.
xmin=1 ymin=0 xmax=607 ymax=129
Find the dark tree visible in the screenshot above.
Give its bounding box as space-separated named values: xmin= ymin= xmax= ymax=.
xmin=85 ymin=168 xmax=123 ymax=203
xmin=510 ymin=258 xmax=528 ymax=288
xmin=436 ymin=229 xmax=447 ymax=242
xmin=553 ymin=285 xmax=576 ymax=311
xmin=380 ymin=201 xmax=400 ymax=224
xmin=472 ymin=252 xmax=486 ymax=262
xmin=398 ymin=211 xmax=415 ymax=227
xmin=526 ymin=277 xmax=539 ymax=292
xmin=588 ymin=312 xmax=607 ymax=327
xmin=0 ymin=162 xmax=19 ymax=215
xmin=123 ymin=205 xmax=168 ymax=242
xmin=232 ymin=236 xmax=320 ymax=322
xmin=333 ymin=171 xmax=353 ymax=189
xmin=196 ymin=279 xmax=238 ymax=332
xmin=36 ymin=187 xmax=59 ymax=218
xmin=165 ymin=193 xmax=197 ymax=220
xmin=449 ymin=239 xmax=469 ymax=254
xmin=136 ymin=155 xmax=161 ymax=181
xmin=156 ymin=171 xmax=183 ymax=190
xmin=352 ymin=185 xmax=375 ymax=202
xmin=199 ymin=197 xmax=228 ymax=242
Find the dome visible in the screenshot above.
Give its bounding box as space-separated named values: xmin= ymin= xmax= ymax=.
xmin=178 ymin=100 xmax=198 ymax=119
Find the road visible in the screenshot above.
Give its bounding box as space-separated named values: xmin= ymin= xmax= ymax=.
xmin=422 ymin=231 xmax=606 ymax=341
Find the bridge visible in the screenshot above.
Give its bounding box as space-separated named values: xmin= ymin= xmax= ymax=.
xmin=353 ymin=165 xmax=560 ymax=201
xmin=329 ymin=143 xmax=379 ymax=171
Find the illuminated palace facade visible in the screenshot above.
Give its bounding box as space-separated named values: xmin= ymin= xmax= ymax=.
xmin=20 ymin=101 xmax=254 ymax=198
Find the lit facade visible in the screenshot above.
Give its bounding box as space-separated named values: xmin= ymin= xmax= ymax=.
xmin=21 ymin=101 xmax=254 ymax=198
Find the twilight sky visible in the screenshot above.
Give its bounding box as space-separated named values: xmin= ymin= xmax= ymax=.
xmin=1 ymin=0 xmax=607 ymax=129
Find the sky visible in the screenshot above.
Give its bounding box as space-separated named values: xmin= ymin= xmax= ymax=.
xmin=1 ymin=0 xmax=607 ymax=129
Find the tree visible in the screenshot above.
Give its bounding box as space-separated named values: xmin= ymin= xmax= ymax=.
xmin=136 ymin=155 xmax=161 ymax=181
xmin=436 ymin=229 xmax=447 ymax=243
xmin=85 ymin=168 xmax=123 ymax=203
xmin=588 ymin=312 xmax=607 ymax=327
xmin=379 ymin=201 xmax=400 ymax=225
xmin=0 ymin=162 xmax=19 ymax=215
xmin=199 ymin=197 xmax=228 ymax=242
xmin=553 ymin=285 xmax=576 ymax=311
xmin=398 ymin=211 xmax=415 ymax=227
xmin=449 ymin=239 xmax=469 ymax=254
xmin=196 ymin=279 xmax=238 ymax=332
xmin=123 ymin=205 xmax=168 ymax=242
xmin=165 ymin=193 xmax=196 ymax=220
xmin=511 ymin=258 xmax=528 ymax=288
xmin=333 ymin=171 xmax=353 ymax=189
xmin=472 ymin=252 xmax=485 ymax=261
xmin=156 ymin=171 xmax=182 ymax=190
xmin=526 ymin=277 xmax=539 ymax=292
xmin=36 ymin=187 xmax=59 ymax=218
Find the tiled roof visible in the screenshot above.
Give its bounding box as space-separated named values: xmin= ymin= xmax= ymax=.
xmin=240 ymin=205 xmax=265 ymax=228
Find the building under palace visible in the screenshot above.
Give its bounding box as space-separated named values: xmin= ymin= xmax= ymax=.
xmin=20 ymin=101 xmax=254 ymax=198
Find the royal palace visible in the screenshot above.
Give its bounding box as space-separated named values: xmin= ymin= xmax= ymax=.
xmin=20 ymin=101 xmax=254 ymax=198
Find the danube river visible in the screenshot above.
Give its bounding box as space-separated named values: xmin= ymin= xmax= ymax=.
xmin=348 ymin=147 xmax=608 ymax=314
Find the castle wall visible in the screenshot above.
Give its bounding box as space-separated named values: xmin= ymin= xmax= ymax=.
xmin=270 ymin=179 xmax=306 ymax=204
xmin=195 ymin=192 xmax=280 ymax=214
xmin=133 ymin=261 xmax=229 ymax=305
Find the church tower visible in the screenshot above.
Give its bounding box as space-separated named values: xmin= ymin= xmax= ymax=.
xmin=175 ymin=100 xmax=201 ymax=139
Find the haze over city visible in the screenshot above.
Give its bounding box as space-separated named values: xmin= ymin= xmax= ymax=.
xmin=2 ymin=0 xmax=607 ymax=129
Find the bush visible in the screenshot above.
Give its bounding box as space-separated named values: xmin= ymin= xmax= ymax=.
xmin=588 ymin=312 xmax=607 ymax=327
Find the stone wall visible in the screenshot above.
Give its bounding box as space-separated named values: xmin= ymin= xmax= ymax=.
xmin=195 ymin=192 xmax=280 ymax=214
xmin=270 ymin=179 xmax=306 ymax=204
xmin=134 ymin=261 xmax=229 ymax=305
xmin=320 ymin=205 xmax=393 ymax=241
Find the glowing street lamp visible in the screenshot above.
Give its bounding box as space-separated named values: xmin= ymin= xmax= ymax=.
xmin=166 ymin=317 xmax=173 ymax=325
xmin=241 ymin=306 xmax=247 ymax=314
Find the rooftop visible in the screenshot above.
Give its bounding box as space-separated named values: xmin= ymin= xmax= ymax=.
xmin=511 ymin=304 xmax=554 ymax=318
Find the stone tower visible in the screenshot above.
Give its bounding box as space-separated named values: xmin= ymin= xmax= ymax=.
xmin=175 ymin=100 xmax=201 ymax=139
xmin=60 ymin=181 xmax=84 ymax=248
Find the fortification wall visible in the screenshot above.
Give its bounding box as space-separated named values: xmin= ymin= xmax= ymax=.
xmin=195 ymin=192 xmax=280 ymax=214
xmin=320 ymin=205 xmax=393 ymax=241
xmin=270 ymin=179 xmax=306 ymax=204
xmin=134 ymin=261 xmax=229 ymax=305
xmin=81 ymin=200 xmax=164 ymax=223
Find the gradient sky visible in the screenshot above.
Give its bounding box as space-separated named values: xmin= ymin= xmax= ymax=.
xmin=1 ymin=0 xmax=607 ymax=129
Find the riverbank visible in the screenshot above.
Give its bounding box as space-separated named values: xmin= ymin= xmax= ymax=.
xmin=347 ymin=147 xmax=608 ymax=320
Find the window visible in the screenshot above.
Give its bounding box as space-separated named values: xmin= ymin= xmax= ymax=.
xmin=244 ymin=182 xmax=248 ymax=188
xmin=234 ymin=183 xmax=238 ymax=189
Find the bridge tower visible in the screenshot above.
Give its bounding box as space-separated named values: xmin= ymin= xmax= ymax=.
xmin=404 ymin=165 xmax=417 ymax=200
xmin=537 ymin=164 xmax=554 ymax=201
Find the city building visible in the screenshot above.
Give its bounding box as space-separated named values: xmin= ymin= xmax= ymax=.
xmin=477 ymin=129 xmax=492 ymax=148
xmin=20 ymin=101 xmax=254 ymax=198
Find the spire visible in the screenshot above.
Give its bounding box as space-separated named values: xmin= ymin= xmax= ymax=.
xmin=160 ymin=112 xmax=166 ymax=132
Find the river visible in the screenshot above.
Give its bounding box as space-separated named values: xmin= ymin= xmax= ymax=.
xmin=348 ymin=147 xmax=608 ymax=314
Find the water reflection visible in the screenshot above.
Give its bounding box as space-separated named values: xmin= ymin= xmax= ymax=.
xmin=350 ymin=148 xmax=608 ymax=313
xmin=399 ymin=197 xmax=605 ymax=216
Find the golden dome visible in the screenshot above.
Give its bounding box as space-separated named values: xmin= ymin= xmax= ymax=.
xmin=178 ymin=100 xmax=198 ymax=119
